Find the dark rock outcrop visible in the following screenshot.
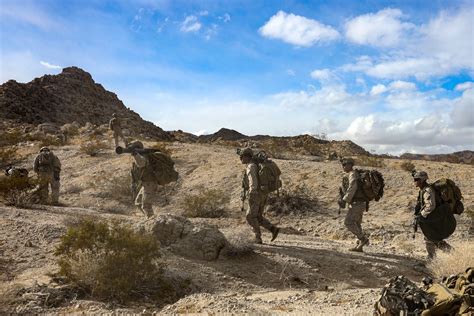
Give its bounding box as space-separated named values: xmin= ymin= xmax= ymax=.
xmin=0 ymin=67 xmax=171 ymax=140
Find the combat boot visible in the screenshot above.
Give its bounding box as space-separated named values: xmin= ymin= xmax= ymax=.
xmin=270 ymin=226 xmax=280 ymax=242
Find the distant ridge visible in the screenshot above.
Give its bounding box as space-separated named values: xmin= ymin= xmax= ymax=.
xmin=0 ymin=66 xmax=171 ymax=140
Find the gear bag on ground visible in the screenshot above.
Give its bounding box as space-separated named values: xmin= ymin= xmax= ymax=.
xmin=431 ymin=178 xmax=464 ymax=215
xmin=147 ymin=152 xmax=179 ymax=185
xmin=254 ymin=151 xmax=282 ymax=194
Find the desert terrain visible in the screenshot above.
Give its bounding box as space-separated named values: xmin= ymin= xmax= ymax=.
xmin=0 ymin=135 xmax=472 ymax=314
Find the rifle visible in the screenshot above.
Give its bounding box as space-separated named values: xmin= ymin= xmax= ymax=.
xmin=240 ymin=189 xmax=247 ymax=212
xmin=413 ymin=203 xmax=421 ymax=239
xmin=338 ymin=187 xmax=346 ymax=215
xmin=115 ymin=146 xmax=161 ymax=155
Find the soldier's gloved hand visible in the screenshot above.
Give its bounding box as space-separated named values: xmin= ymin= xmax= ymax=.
xmin=337 ymin=198 xmax=346 ymax=209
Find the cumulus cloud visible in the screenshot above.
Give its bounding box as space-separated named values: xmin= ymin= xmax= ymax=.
xmin=180 ymin=15 xmax=201 ymax=32
xmin=345 ymin=8 xmax=414 ymax=47
xmin=455 ymin=82 xmax=474 ymax=91
xmin=40 ymin=61 xmax=61 ymax=69
xmin=310 ymin=69 xmax=333 ymax=81
xmin=388 ymin=80 xmax=416 ymax=90
xmin=451 ymin=87 xmax=474 ymax=128
xmin=370 ymin=84 xmax=387 ymax=96
xmin=259 ymin=11 xmax=339 ymax=47
xmin=343 ymin=6 xmax=474 ymax=80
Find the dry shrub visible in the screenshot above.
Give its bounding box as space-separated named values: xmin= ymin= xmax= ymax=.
xmin=38 ymin=134 xmax=64 ymax=147
xmin=102 ymin=173 xmax=133 ymax=205
xmin=79 ymin=136 xmax=108 ymax=156
xmin=399 ymin=160 xmax=415 ymax=172
xmin=0 ymin=129 xmax=25 ymax=146
xmin=427 ymin=241 xmax=474 ymax=278
xmin=0 ymin=176 xmax=38 ymax=208
xmin=221 ymin=229 xmax=255 ymax=258
xmin=266 ymin=184 xmax=318 ymax=215
xmin=356 ymin=155 xmax=385 ymax=168
xmin=55 ymin=219 xmax=165 ymax=303
xmin=181 ymin=188 xmax=230 ymax=218
xmin=0 ymin=147 xmax=18 ymax=168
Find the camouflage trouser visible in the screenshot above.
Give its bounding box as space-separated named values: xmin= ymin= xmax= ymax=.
xmin=113 ymin=129 xmax=128 ymax=148
xmin=425 ymin=237 xmax=452 ymax=259
xmin=36 ymin=172 xmax=60 ymax=204
xmin=246 ymin=192 xmax=275 ymax=240
xmin=344 ymin=201 xmax=366 ymax=240
xmin=135 ymin=181 xmax=157 ymax=218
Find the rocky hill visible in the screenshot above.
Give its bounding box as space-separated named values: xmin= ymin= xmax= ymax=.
xmin=400 ymin=150 xmax=474 ymax=165
xmin=0 ymin=67 xmax=171 ymax=140
xmin=195 ymin=128 xmax=369 ymax=159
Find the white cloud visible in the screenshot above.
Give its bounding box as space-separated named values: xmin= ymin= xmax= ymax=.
xmin=40 ymin=61 xmax=61 ymax=69
xmin=343 ymin=6 xmax=474 ymax=80
xmin=199 ymin=10 xmax=209 ymax=16
xmin=370 ymin=84 xmax=387 ymax=96
xmin=1 ymin=51 xmax=59 ymax=83
xmin=455 ymin=82 xmax=474 ymax=91
xmin=310 ymin=69 xmax=332 ymax=81
xmin=194 ymin=129 xmax=208 ymax=136
xmin=0 ymin=1 xmax=58 ymax=30
xmin=345 ymin=8 xmax=414 ymax=47
xmin=388 ymin=80 xmax=416 ymax=90
xmin=259 ymin=11 xmax=340 ymax=47
xmin=223 ymin=13 xmax=231 ymax=23
xmin=451 ymin=87 xmax=474 ymax=128
xmin=180 ymin=15 xmax=201 ymax=33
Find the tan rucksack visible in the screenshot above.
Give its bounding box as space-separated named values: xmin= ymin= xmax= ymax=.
xmin=431 ymin=178 xmax=464 ymax=215
xmin=147 ymin=152 xmax=179 ymax=185
xmin=356 ymin=169 xmax=385 ymax=202
xmin=254 ymin=151 xmax=282 ymax=194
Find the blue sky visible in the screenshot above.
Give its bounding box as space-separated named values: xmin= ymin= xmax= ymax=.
xmin=1 ymin=0 xmax=473 ymax=154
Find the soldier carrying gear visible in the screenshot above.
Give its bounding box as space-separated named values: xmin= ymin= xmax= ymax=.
xmin=109 ymin=113 xmax=128 ymax=148
xmin=339 ymin=157 xmax=370 ymax=252
xmin=239 ymin=147 xmax=280 ymax=244
xmin=413 ymin=170 xmax=454 ymax=260
xmin=33 ymin=147 xmax=61 ymax=205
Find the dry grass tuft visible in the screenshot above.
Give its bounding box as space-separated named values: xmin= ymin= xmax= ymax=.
xmin=55 ymin=219 xmax=165 ymax=303
xmin=0 ymin=176 xmax=38 ymax=208
xmin=356 ymin=155 xmax=385 ymax=168
xmin=79 ymin=136 xmax=109 ymax=156
xmin=221 ymin=229 xmax=255 ymax=258
xmin=181 ymin=188 xmax=230 ymax=218
xmin=266 ymin=184 xmax=318 ymax=215
xmin=427 ymin=240 xmax=474 ymax=278
xmin=399 ymin=160 xmax=416 ymax=172
xmin=0 ymin=147 xmax=18 ymax=168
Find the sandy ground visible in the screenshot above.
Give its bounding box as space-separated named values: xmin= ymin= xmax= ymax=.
xmin=0 ymin=140 xmax=472 ymax=314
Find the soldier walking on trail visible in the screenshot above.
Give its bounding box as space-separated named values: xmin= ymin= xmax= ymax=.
xmin=109 ymin=113 xmax=128 ymax=148
xmin=239 ymin=148 xmax=279 ymax=244
xmin=129 ymin=141 xmax=157 ymax=218
xmin=338 ymin=158 xmax=370 ymax=252
xmin=413 ymin=171 xmax=453 ymax=260
xmin=33 ymin=147 xmax=61 ymax=205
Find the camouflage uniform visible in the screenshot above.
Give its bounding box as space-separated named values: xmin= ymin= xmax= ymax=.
xmin=417 ymin=180 xmax=452 ymax=259
xmin=33 ymin=147 xmax=61 ymax=204
xmin=131 ymin=150 xmax=156 ymax=218
xmin=242 ymin=152 xmax=279 ymax=244
xmin=340 ymin=158 xmax=369 ymax=251
xmin=109 ymin=114 xmax=128 ymax=148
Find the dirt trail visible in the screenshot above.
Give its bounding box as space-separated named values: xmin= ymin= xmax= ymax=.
xmin=0 ymin=141 xmax=472 ymax=314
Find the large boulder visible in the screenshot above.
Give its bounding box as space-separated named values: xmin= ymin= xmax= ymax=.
xmin=138 ymin=214 xmax=227 ymax=261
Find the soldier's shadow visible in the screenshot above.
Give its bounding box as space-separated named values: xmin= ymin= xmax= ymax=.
xmin=205 ymin=241 xmax=428 ymax=291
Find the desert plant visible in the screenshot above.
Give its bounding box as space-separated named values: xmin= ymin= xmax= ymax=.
xmin=79 ymin=136 xmax=108 ymax=156
xmin=399 ymin=160 xmax=415 ymax=172
xmin=0 ymin=176 xmax=38 ymax=208
xmin=221 ymin=229 xmax=255 ymax=258
xmin=266 ymin=184 xmax=318 ymax=215
xmin=0 ymin=147 xmax=18 ymax=168
xmin=0 ymin=129 xmax=25 ymax=146
xmin=101 ymin=173 xmax=133 ymax=205
xmin=55 ymin=219 xmax=163 ymax=302
xmin=181 ymin=188 xmax=230 ymax=218
xmin=356 ymin=155 xmax=385 ymax=168
xmin=38 ymin=134 xmax=65 ymax=147
xmin=427 ymin=241 xmax=474 ymax=278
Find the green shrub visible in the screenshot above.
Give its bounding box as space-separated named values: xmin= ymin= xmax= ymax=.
xmin=181 ymin=188 xmax=230 ymax=218
xmin=79 ymin=136 xmax=108 ymax=156
xmin=399 ymin=160 xmax=415 ymax=172
xmin=55 ymin=219 xmax=163 ymax=302
xmin=356 ymin=155 xmax=385 ymax=168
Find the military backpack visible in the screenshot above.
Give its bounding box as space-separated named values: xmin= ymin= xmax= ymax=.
xmin=431 ymin=178 xmax=464 ymax=215
xmin=254 ymin=151 xmax=282 ymax=194
xmin=354 ymin=169 xmax=385 ymax=202
xmin=147 ymin=152 xmax=179 ymax=185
